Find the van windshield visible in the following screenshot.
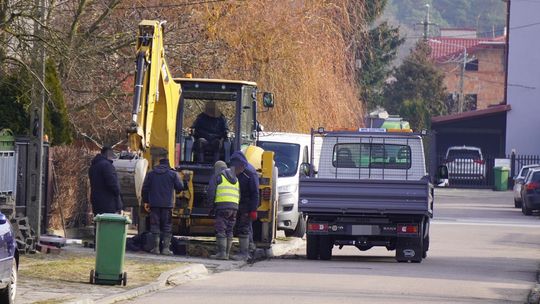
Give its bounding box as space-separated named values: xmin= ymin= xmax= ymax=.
xmin=257 ymin=141 xmax=300 ymax=177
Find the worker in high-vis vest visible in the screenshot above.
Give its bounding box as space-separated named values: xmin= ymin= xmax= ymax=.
xmin=207 ymin=161 xmax=240 ymax=260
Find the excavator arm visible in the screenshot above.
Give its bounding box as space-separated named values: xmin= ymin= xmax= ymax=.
xmin=115 ymin=20 xmax=182 ymax=209
xmin=128 ymin=20 xmax=180 ymax=167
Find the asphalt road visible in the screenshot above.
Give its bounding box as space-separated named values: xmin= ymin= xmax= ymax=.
xmin=126 ymin=189 xmax=540 ymax=303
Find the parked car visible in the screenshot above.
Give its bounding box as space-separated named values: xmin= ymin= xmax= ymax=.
xmin=513 ymin=164 xmax=540 ymax=208
xmin=0 ymin=212 xmax=18 ymax=304
xmin=257 ymin=132 xmax=313 ymax=237
xmin=520 ymin=168 xmax=540 ymax=215
xmin=444 ymin=146 xmax=486 ymax=181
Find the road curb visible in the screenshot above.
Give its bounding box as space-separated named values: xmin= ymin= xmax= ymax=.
xmin=69 ymin=263 xmax=208 ymax=304
xmin=527 ymin=265 xmax=540 ymax=304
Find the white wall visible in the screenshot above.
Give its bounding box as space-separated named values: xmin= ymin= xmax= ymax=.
xmin=505 ymin=0 xmax=540 ymax=155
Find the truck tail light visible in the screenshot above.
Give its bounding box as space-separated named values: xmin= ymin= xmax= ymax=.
xmin=308 ymin=223 xmax=328 ymax=232
xmin=397 ymin=224 xmax=418 ymax=235
xmin=526 ymin=182 xmax=540 ymax=191
xmin=261 ymin=188 xmax=272 ymax=200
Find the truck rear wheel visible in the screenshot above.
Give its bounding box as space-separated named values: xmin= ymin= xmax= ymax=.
xmin=318 ymin=236 xmax=333 ymax=261
xmin=306 ymin=235 xmax=319 ymax=260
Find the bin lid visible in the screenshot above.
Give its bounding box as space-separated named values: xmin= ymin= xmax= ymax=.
xmin=94 ymin=213 xmax=132 ymax=224
xmin=493 ymin=166 xmax=509 ymax=171
xmin=0 ymin=129 xmax=15 ymax=151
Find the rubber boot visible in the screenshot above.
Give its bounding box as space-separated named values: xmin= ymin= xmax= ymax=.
xmin=226 ymin=238 xmax=234 ymax=260
xmin=210 ymin=237 xmax=228 ymax=260
xmin=161 ymin=233 xmax=173 ymax=256
xmin=150 ymin=233 xmax=160 ymax=254
xmin=231 ymin=235 xmax=250 ymax=261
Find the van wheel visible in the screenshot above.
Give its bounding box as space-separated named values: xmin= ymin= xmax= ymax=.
xmin=284 ymin=229 xmax=294 ymax=237
xmin=306 ymin=235 xmax=319 ymax=260
xmin=292 ymin=215 xmax=306 ymax=238
xmin=318 ymin=236 xmax=333 ymax=261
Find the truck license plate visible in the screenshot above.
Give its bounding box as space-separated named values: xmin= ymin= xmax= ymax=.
xmin=351 ymin=225 xmax=378 ymax=235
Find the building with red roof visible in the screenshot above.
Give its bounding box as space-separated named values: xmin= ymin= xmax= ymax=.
xmin=427 ymin=30 xmax=506 ymax=112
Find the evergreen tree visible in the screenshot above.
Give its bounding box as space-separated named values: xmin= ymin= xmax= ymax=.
xmin=45 ymin=59 xmax=72 ymax=145
xmin=0 ymin=70 xmax=32 ymax=134
xmin=358 ymin=0 xmax=405 ymax=111
xmin=383 ymin=41 xmax=448 ymax=130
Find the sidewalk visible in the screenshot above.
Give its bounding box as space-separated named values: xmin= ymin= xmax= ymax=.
xmin=18 ymin=236 xmax=304 ymax=303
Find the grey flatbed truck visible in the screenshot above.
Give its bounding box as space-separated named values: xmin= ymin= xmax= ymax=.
xmin=299 ymin=128 xmax=433 ymax=263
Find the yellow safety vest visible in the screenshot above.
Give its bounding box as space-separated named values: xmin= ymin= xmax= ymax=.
xmin=215 ymin=174 xmax=240 ymax=204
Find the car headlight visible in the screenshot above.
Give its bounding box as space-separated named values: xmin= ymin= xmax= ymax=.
xmin=278 ymin=184 xmax=297 ymax=194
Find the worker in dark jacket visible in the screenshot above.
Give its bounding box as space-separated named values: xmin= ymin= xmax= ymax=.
xmin=191 ymin=101 xmax=229 ymax=162
xmin=207 ymin=161 xmax=239 ymax=260
xmin=88 ymin=146 xmax=122 ymax=216
xmin=229 ymin=151 xmax=259 ymax=261
xmin=142 ymin=151 xmax=185 ymax=255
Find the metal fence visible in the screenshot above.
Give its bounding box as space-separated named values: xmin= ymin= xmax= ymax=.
xmin=437 ymin=154 xmax=495 ymax=188
xmin=510 ymin=154 xmax=540 ymax=178
xmin=436 ymin=153 xmax=540 ymax=188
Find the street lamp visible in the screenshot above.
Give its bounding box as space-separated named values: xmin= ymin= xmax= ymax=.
xmin=429 ymin=39 xmax=471 ymax=113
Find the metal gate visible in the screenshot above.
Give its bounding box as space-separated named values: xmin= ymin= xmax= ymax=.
xmin=436 ymin=153 xmax=540 ymax=189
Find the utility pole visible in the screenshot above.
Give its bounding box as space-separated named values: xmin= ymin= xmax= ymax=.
xmin=417 ymin=4 xmax=436 ymax=41
xmin=28 ymin=0 xmax=47 ymax=236
xmin=429 ymin=39 xmax=471 ymax=113
xmin=458 ymin=48 xmax=468 ymax=113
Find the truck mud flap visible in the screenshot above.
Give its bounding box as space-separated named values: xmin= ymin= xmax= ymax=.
xmin=395 ymin=237 xmax=423 ymax=263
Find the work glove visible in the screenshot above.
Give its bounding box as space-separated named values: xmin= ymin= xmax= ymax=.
xmin=249 ymin=211 xmax=258 ymax=221
xmin=144 ymin=203 xmax=151 ymax=213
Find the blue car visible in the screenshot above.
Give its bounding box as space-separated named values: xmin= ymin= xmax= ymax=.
xmin=0 ymin=212 xmax=18 ymax=304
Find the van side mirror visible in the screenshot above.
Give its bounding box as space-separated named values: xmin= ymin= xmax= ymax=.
xmin=262 ymin=92 xmax=274 ymax=108
xmin=300 ymin=162 xmax=312 ymax=177
xmin=257 ymin=121 xmax=264 ymax=132
xmin=0 ymin=213 xmax=6 ymax=224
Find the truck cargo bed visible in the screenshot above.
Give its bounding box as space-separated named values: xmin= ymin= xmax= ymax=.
xmin=299 ymin=177 xmax=432 ymax=216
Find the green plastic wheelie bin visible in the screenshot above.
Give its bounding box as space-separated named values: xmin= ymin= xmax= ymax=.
xmin=494 ymin=166 xmax=509 ymax=191
xmin=90 ymin=214 xmax=131 ymax=286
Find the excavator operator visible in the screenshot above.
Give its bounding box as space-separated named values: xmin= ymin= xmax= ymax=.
xmin=191 ymin=101 xmax=229 ymax=162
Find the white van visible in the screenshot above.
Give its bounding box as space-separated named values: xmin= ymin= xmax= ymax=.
xmin=257 ymin=132 xmax=312 ymax=237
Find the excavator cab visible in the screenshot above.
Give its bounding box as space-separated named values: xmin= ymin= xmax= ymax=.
xmin=176 ymin=79 xmax=258 ymax=166
xmin=173 ymin=78 xmax=275 ymax=237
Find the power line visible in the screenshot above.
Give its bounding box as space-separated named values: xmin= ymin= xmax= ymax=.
xmin=404 ymin=20 xmax=540 ymax=40
xmin=116 ymin=0 xmax=232 ymax=9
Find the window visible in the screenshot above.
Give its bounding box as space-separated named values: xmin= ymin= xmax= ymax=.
xmin=464 ymin=94 xmax=477 ymax=111
xmin=446 ymin=149 xmax=481 ymax=161
xmin=465 ymin=59 xmax=479 ymax=71
xmin=240 ymin=86 xmax=255 ymax=146
xmin=532 ymin=172 xmax=540 ymax=182
xmin=303 ymin=146 xmax=309 ymax=163
xmin=257 ymin=142 xmax=301 ymax=177
xmin=332 ymin=143 xmax=411 ymax=170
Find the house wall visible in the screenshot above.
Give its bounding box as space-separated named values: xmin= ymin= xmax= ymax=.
xmin=505 ymin=0 xmax=540 ymax=155
xmin=437 ymin=47 xmax=505 ymax=110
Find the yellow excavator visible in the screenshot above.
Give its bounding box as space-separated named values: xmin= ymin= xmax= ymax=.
xmin=114 ymin=20 xmax=278 ymax=248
